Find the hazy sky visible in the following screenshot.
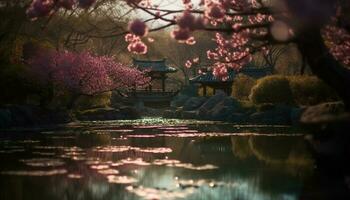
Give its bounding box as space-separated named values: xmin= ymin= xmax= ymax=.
xmin=136 ymin=0 xmax=201 ymax=27
xmin=152 ymin=0 xmax=187 ymax=9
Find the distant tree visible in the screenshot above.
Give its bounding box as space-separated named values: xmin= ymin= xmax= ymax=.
xmin=27 ymin=48 xmax=150 ymax=108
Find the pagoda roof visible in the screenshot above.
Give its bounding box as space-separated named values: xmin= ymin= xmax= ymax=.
xmin=190 ymin=65 xmax=272 ymax=84
xmin=133 ymin=58 xmax=177 ymax=73
xmin=239 ymin=64 xmax=273 ymax=78
xmin=190 ymin=70 xmax=236 ymax=84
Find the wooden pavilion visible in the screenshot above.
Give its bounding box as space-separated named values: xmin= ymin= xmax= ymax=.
xmin=124 ymin=58 xmax=179 ymax=107
xmin=190 ymin=65 xmax=273 ymax=96
xmin=133 ymin=58 xmax=177 ymax=92
xmin=190 ymin=69 xmax=235 ymax=96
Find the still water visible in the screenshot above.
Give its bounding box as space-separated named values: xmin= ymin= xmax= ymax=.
xmin=0 ymin=118 xmax=314 ymax=200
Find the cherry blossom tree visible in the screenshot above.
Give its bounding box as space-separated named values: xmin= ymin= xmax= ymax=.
xmin=24 ymin=0 xmax=350 ymax=110
xmin=26 ymin=47 xmax=150 ymax=107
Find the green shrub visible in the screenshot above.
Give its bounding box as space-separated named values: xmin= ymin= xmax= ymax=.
xmin=248 ymin=75 xmax=339 ymax=106
xmin=287 ymin=76 xmax=339 ymax=106
xmin=238 ymin=100 xmax=256 ymax=112
xmin=249 ymin=75 xmax=294 ymax=105
xmin=0 ymin=64 xmax=38 ymax=105
xmin=231 ymin=74 xmax=257 ymax=101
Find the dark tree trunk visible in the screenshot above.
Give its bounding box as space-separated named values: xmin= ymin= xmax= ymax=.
xmin=67 ymin=94 xmax=80 ymax=110
xmin=297 ymin=28 xmax=350 ymax=111
xmin=300 ymin=53 xmax=307 ymax=75
xmin=39 ymin=82 xmax=54 ymax=108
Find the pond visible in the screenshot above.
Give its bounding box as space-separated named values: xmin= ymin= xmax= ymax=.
xmin=0 ymin=118 xmax=320 ymax=200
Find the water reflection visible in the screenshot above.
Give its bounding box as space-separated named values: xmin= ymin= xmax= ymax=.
xmin=0 ymin=120 xmax=318 ymax=200
xmin=1 ymin=169 xmax=67 ymax=176
xmin=20 ymin=158 xmax=65 ymax=167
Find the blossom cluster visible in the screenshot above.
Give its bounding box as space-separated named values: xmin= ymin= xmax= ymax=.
xmin=27 ymin=49 xmax=150 ymax=95
xmin=171 ymin=11 xmax=204 ymax=44
xmin=26 ymin=0 xmax=96 ymax=20
xmin=125 ymin=19 xmax=149 ymax=54
xmin=172 ymin=0 xmax=274 ymax=80
xmin=323 ymin=25 xmax=350 ymax=66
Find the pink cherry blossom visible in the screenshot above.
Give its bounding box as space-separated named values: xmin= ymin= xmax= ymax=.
xmin=323 ymin=25 xmax=350 ymax=66
xmin=125 ymin=34 xmax=139 ymax=43
xmin=232 ymin=23 xmax=242 ymax=31
xmin=26 ymin=0 xmax=54 ymax=19
xmin=27 ymin=49 xmax=150 ymax=95
xmin=128 ymin=19 xmax=148 ymax=37
xmin=127 ymin=41 xmax=148 ymax=54
xmin=213 ymin=64 xmax=229 ymax=81
xmin=185 ymin=60 xmax=192 ymax=68
xmin=206 ymin=4 xmax=225 ymax=19
xmin=147 ymin=37 xmax=155 ymax=42
xmin=177 ymin=11 xmax=196 ymax=30
xmin=194 ymin=17 xmax=206 ymax=29
xmin=186 ymin=37 xmax=196 ymax=45
xmin=182 ymin=0 xmax=191 ymax=5
xmin=171 ymin=28 xmax=191 ymax=41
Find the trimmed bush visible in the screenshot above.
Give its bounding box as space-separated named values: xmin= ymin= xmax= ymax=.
xmin=287 ymin=76 xmax=339 ymax=106
xmin=238 ymin=100 xmax=256 ymax=111
xmin=248 ymin=75 xmax=339 ymax=106
xmin=249 ymin=75 xmax=294 ymax=105
xmin=231 ymin=74 xmax=257 ymax=101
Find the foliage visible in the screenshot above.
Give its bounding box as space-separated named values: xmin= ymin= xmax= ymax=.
xmin=27 ymin=48 xmax=150 ymax=95
xmin=26 ymin=47 xmax=150 ymax=108
xmin=248 ymin=75 xmax=339 ymax=106
xmin=0 ymin=63 xmax=37 ymax=104
xmin=287 ymin=76 xmax=339 ymax=106
xmin=0 ymin=35 xmax=54 ymax=105
xmin=231 ymin=74 xmax=256 ymax=101
xmin=249 ymin=75 xmax=294 ymax=105
xmin=11 ymin=37 xmax=54 ymax=64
